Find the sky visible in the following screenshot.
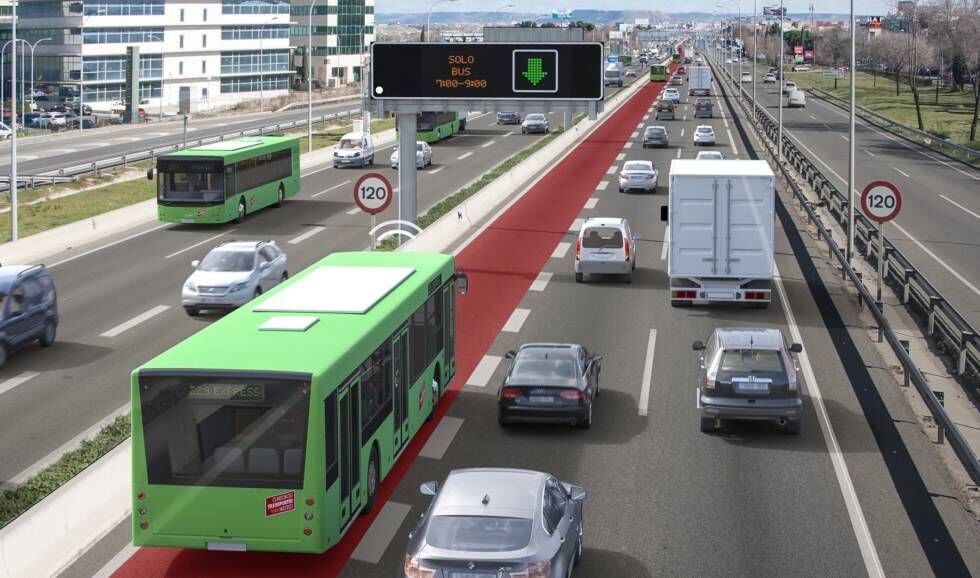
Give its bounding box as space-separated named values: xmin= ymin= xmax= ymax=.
xmin=380 ymin=0 xmax=894 ymax=16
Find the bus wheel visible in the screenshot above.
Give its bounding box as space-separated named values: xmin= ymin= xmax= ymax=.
xmin=236 ymin=199 xmax=246 ymax=223
xmin=274 ymin=184 xmax=285 ymax=207
xmin=361 ymin=446 xmax=380 ymax=515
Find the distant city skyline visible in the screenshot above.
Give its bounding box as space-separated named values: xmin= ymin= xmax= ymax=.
xmin=380 ymin=1 xmax=892 ymax=16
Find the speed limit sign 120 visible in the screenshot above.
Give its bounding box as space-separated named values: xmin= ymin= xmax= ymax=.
xmin=860 ymin=180 xmax=902 ymax=223
xmin=353 ymin=173 xmax=394 ymax=215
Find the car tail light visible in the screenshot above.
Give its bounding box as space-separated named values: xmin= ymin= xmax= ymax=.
xmin=619 ymin=172 xmax=627 ymax=179
xmin=560 ymin=389 xmax=583 ymax=400
xmin=501 ymin=387 xmax=522 ymax=400
xmin=511 ymin=560 xmax=552 ymax=578
xmin=575 ymin=238 xmax=581 ymax=260
xmin=624 ymin=237 xmax=631 ymax=261
xmin=403 ymin=555 xmax=437 ymax=578
xmin=745 ymin=292 xmax=767 ymax=300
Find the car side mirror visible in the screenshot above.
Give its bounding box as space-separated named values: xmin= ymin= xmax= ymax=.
xmin=591 ymin=354 xmax=604 ymax=364
xmin=504 ymin=350 xmax=516 ymax=360
xmin=454 ymin=270 xmax=468 ymax=295
xmin=570 ymin=486 xmax=587 ymax=502
xmin=660 ymin=205 xmax=668 ymax=223
xmin=191 ymin=259 xmax=200 ymax=268
xmin=419 ymin=481 xmax=438 ymax=496
xmin=692 ymin=341 xmax=705 ymax=351
xmin=146 ymin=167 xmax=154 ymax=180
xmin=790 ymin=343 xmax=803 ymax=353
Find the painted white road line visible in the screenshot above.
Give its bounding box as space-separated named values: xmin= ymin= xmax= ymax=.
xmin=840 ymin=135 xmax=850 ymax=142
xmin=17 ymin=155 xmax=39 ymax=161
xmin=596 ymin=181 xmax=609 ymax=191
xmin=93 ymin=544 xmax=138 ymax=578
xmin=350 ymin=501 xmax=412 ymax=564
xmin=676 ymin=148 xmax=682 ymax=158
xmin=502 ymin=308 xmax=532 ymax=333
xmin=865 ymin=149 xmax=876 ymax=158
xmin=165 ymin=229 xmax=235 ymax=259
xmin=48 ymin=148 xmax=78 ymax=154
xmin=584 ymin=197 xmax=598 ymax=209
xmin=312 ymin=180 xmax=351 ymax=198
xmin=727 ymin=129 xmax=739 ymax=156
xmin=772 ymin=263 xmax=884 ymax=578
xmin=0 ymin=372 xmax=40 ymax=397
xmin=428 ymin=166 xmax=446 ymax=175
xmin=529 ymin=271 xmax=554 ymax=292
xmin=682 ymin=114 xmax=687 ymax=121
xmin=616 ymin=152 xmax=626 ymax=161
xmin=114 ymin=137 xmax=143 ymax=142
xmin=809 ymin=114 xmax=817 ymax=120
xmin=680 ymin=128 xmax=685 ymax=137
xmin=638 ymin=329 xmax=658 ymax=416
xmin=551 ymin=242 xmax=571 ymax=259
xmin=501 ymin=131 xmax=514 ymax=138
xmin=481 ymin=140 xmax=495 ymax=148
xmin=569 ymin=218 xmax=585 ymax=232
xmin=345 ymin=206 xmax=361 ymax=215
xmin=467 ymin=355 xmax=503 ymax=387
xmin=894 ymin=168 xmax=911 ymax=178
xmin=100 ymin=305 xmax=170 ymax=338
xmin=637 ymin=121 xmax=645 ymax=128
xmin=623 ymin=141 xmax=634 ymax=148
xmin=288 ymin=226 xmax=325 ymax=245
xmin=420 ymin=416 xmax=465 ymax=459
xmin=49 ymin=223 xmax=171 ymax=268
xmin=939 ymin=194 xmax=980 ymax=221
xmin=631 ymin=131 xmax=639 ymax=139
xmin=606 ymin=165 xmax=618 ymax=175
xmin=660 ymin=225 xmax=669 ymax=261
xmin=457 ymin=151 xmax=474 ymax=160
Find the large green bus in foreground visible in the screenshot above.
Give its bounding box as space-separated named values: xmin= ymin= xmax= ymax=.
xmin=650 ymin=64 xmax=668 ymax=82
xmin=154 ymin=136 xmax=300 ymax=224
xmin=132 ymin=251 xmax=463 ymax=553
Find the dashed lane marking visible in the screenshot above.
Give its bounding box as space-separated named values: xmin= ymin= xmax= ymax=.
xmin=311 ymin=180 xmax=351 ymax=198
xmin=584 ymin=198 xmax=598 ymax=209
xmin=419 ymin=417 xmax=465 ymax=459
xmin=569 ymin=218 xmax=585 ymax=232
xmin=99 ymin=305 xmax=170 ymax=338
xmin=0 ymin=372 xmax=40 ymax=397
xmin=529 ymin=271 xmax=553 ymax=292
xmin=638 ymin=329 xmax=658 ymax=416
xmin=165 ymin=229 xmax=236 ymax=259
xmin=596 ymin=181 xmax=609 ymax=191
xmin=502 ymin=308 xmax=532 ymax=333
xmin=288 ymin=226 xmax=325 ymax=245
xmin=457 ymin=152 xmax=473 ymax=160
xmin=467 ymin=355 xmax=503 ymax=387
xmin=551 ymin=242 xmax=571 ymax=259
xmin=350 ymin=502 xmax=412 ymax=564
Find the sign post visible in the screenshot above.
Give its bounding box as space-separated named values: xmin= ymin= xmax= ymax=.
xmin=860 ymin=180 xmax=903 ymax=339
xmin=354 ymin=172 xmax=394 ymax=249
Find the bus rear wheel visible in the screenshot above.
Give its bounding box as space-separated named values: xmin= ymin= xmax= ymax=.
xmin=361 ymin=446 xmax=380 ymax=515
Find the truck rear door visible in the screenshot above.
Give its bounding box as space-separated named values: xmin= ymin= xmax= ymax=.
xmin=724 ymin=175 xmax=774 ymax=278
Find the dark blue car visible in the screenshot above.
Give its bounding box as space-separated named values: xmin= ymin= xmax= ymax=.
xmin=0 ymin=265 xmax=58 ymax=367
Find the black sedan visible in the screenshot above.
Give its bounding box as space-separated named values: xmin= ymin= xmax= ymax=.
xmin=498 ymin=343 xmax=602 ymax=428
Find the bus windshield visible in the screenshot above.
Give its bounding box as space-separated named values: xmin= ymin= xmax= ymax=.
xmin=161 ymin=172 xmax=224 ymax=204
xmin=138 ymin=373 xmax=311 ymax=489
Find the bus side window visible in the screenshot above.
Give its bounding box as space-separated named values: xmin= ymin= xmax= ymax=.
xmin=324 ymin=391 xmax=338 ymax=489
xmin=224 ymin=165 xmax=236 ymax=200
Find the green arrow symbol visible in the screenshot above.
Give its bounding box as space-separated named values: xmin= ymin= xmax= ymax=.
xmin=522 ymin=58 xmax=548 ymax=86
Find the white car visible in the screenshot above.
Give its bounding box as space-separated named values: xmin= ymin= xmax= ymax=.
xmin=618 ymin=160 xmax=659 ymax=193
xmin=782 ymin=81 xmax=798 ymax=95
xmin=740 ymin=72 xmax=752 ymax=83
xmin=696 ymin=151 xmax=725 ymax=160
xmin=662 ymin=88 xmax=681 ymax=103
xmin=792 ymin=64 xmax=811 ymax=72
xmin=390 ymin=141 xmax=432 ymax=169
xmin=182 ymin=240 xmax=288 ymax=316
xmin=0 ymin=122 xmax=11 ymax=139
xmin=786 ymin=89 xmax=806 ymax=108
xmin=575 ymin=217 xmax=639 ymax=283
xmin=693 ymin=125 xmax=716 ymax=146
xmin=763 ymin=73 xmax=777 ymax=84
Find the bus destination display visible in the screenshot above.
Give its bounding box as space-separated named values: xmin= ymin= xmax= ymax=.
xmin=371 ymin=42 xmax=604 ymax=101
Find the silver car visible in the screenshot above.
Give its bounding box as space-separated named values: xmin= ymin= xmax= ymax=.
xmin=643 ymin=125 xmax=670 ymax=148
xmin=404 ymin=468 xmax=587 ymax=578
xmin=618 ymin=160 xmax=659 ymax=193
xmin=693 ymin=124 xmax=716 ymax=146
xmin=391 ymin=141 xmax=433 ymax=169
xmin=181 ymin=240 xmax=288 ymax=316
xmin=521 ymin=113 xmax=550 ymax=134
xmin=693 ymin=327 xmax=804 ymax=434
xmin=575 ymin=217 xmax=638 ymax=282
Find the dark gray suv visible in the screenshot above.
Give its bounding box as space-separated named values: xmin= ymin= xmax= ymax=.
xmin=0 ymin=265 xmax=58 ymax=367
xmin=693 ymin=327 xmax=803 ymax=434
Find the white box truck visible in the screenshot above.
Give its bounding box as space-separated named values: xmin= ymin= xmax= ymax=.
xmin=660 ymin=160 xmax=775 ymax=307
xmin=688 ymin=66 xmax=712 ymax=96
xmin=604 ymin=62 xmax=625 ymax=87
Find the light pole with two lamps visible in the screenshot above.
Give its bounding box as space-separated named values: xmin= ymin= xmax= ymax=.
xmin=425 ymin=0 xmax=460 ymax=42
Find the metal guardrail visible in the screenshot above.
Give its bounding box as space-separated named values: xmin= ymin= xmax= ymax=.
xmin=1 ymin=108 xmax=360 ymax=194
xmin=808 ymin=87 xmax=980 ymax=165
xmin=706 ymin=55 xmax=980 ymax=485
xmin=275 ymin=94 xmax=361 ymax=113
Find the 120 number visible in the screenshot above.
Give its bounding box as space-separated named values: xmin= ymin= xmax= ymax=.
xmin=868 ymin=194 xmax=896 ymax=209
xmin=360 ymin=186 xmax=388 ymax=200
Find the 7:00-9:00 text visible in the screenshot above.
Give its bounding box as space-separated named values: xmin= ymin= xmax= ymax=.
xmin=435 ymin=79 xmax=488 ymax=88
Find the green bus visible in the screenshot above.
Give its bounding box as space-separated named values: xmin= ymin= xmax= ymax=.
xmin=131 ymin=251 xmax=465 ymax=553
xmin=650 ymin=64 xmax=668 ymax=82
xmin=154 ymin=136 xmax=300 ymax=225
xmin=417 ymin=111 xmax=466 ymax=142
xmin=672 ymin=52 xmax=681 ymax=64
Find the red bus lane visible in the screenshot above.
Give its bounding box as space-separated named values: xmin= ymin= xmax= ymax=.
xmin=114 ymin=71 xmax=671 ymax=578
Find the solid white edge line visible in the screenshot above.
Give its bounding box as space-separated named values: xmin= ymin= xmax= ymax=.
xmin=726 ymin=129 xmax=739 ymax=156
xmin=939 ymin=194 xmax=980 ymax=221
xmin=660 ymin=225 xmax=669 ymax=261
xmin=0 ymin=371 xmax=40 ymax=397
xmin=49 ymin=223 xmax=171 ymax=268
xmin=773 ymin=263 xmax=884 ymax=578
xmin=502 ymin=308 xmax=532 ymax=333
xmin=99 ymin=305 xmax=170 ymax=338
xmin=164 ymin=229 xmax=235 ymax=259
xmin=311 ymin=179 xmax=351 ymax=198
xmin=638 ymin=329 xmax=657 ymax=416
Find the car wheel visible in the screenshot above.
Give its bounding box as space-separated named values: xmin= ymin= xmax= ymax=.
xmin=39 ymin=322 xmax=57 ymax=347
xmin=184 ymin=306 xmax=200 ymax=317
xmin=274 ymin=183 xmax=285 ymax=207
xmin=632 ymin=258 xmax=637 ymax=271
xmin=578 ymin=401 xmax=593 ymax=428
xmin=619 ymin=186 xmax=624 ymax=193
xmin=236 ymin=199 xmax=246 ymax=223
xmin=361 ymin=446 xmax=380 ymax=515
xmin=254 ymin=287 xmax=262 ymax=299
xmin=784 ymin=420 xmax=801 ymax=435
xmin=575 ymin=272 xmax=583 ymax=283
xmin=281 ymin=272 xmax=288 ymax=283
xmin=0 ymin=343 xmax=6 ymax=369
xmin=574 ymin=521 xmax=584 ymax=565
xmin=624 ymin=272 xmax=633 ymax=283
xmin=497 ymin=413 xmax=509 ymax=427
xmin=700 ymin=416 xmax=716 ymax=433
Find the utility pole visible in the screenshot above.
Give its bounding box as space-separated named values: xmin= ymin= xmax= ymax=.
xmin=846 ymin=0 xmax=856 ymax=264
xmin=9 ymin=0 xmax=17 ymax=240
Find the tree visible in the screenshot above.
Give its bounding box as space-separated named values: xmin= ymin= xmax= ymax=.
xmin=875 ymin=33 xmax=908 ymax=96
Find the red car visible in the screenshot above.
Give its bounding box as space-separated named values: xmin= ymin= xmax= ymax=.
xmin=678 ymin=65 xmax=687 ymax=75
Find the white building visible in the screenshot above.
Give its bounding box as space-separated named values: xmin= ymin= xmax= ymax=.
xmin=289 ymin=0 xmax=374 ymax=89
xmin=2 ymin=0 xmax=296 ymax=112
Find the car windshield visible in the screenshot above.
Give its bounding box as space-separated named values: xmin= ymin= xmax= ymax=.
xmin=198 ymin=250 xmax=254 ymax=272
xmin=512 ymin=355 xmax=578 ymax=380
xmin=425 ymin=516 xmax=533 ymax=552
xmin=719 ymin=349 xmax=786 ymax=373
xmin=582 ymin=226 xmax=625 ymax=249
xmin=416 ymin=143 xmax=424 ymax=151
xmin=338 ymin=138 xmax=360 ymax=150
xmin=624 ymin=161 xmax=652 ymax=172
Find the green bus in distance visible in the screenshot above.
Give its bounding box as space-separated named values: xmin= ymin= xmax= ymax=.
xmin=650 ymin=64 xmax=668 ymax=82
xmin=672 ymin=52 xmax=681 ymax=64
xmin=131 ymin=251 xmax=466 ymax=553
xmin=417 ymin=111 xmax=466 ymax=143
xmin=154 ymin=136 xmax=300 ymax=224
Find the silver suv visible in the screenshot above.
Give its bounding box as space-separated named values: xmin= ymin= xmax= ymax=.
xmin=182 ymin=240 xmax=288 ymax=316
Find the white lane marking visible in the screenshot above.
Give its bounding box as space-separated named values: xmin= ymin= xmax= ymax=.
xmin=48 ymin=148 xmax=78 ymax=153
xmin=17 ymin=155 xmax=39 ymax=161
xmin=722 ymin=114 xmax=730 ymax=129
xmin=894 ymin=168 xmax=911 ymax=178
xmin=501 ymin=131 xmax=513 ymax=138
xmin=551 ymin=242 xmax=571 ymax=259
xmin=289 ymin=226 xmax=325 ymax=245
xmin=502 ymin=308 xmax=532 ymax=333
xmin=616 ymin=153 xmax=626 ymax=161
xmin=680 ymin=128 xmax=685 ymax=137
xmin=638 ymin=329 xmax=658 ymax=416
xmin=467 ymin=355 xmax=503 ymax=387
xmin=676 ymin=148 xmax=682 ymax=159
xmin=637 ymin=121 xmax=644 ymax=128
xmin=727 ymin=129 xmax=739 ymax=156
xmin=457 ymin=151 xmax=473 ymax=160
xmin=114 ymin=137 xmax=142 ymax=142
xmin=809 ymin=114 xmax=817 ymax=120
xmin=93 ymin=543 xmax=138 ymax=578
xmin=99 ymin=305 xmax=170 ymax=338
xmin=660 ymin=225 xmax=669 ymax=261
xmin=428 ymin=166 xmax=446 ymax=175
xmin=596 ymin=181 xmax=609 ymax=191
xmin=631 ymin=131 xmax=639 ymax=138
xmin=49 ymin=223 xmax=170 ymax=268
xmin=420 ymin=416 xmax=465 ymax=459
xmin=350 ymin=501 xmax=412 ymax=564
xmin=569 ymin=218 xmax=585 ymax=232
xmin=772 ymin=263 xmax=885 ymax=578
xmin=529 ymin=271 xmax=553 ymax=292
xmin=683 ymin=114 xmax=687 ymax=121
xmin=584 ymin=198 xmax=598 ymax=209
xmin=147 ymin=132 xmax=171 ymax=136
xmin=81 ymin=142 xmax=110 ymax=148
xmin=939 ymin=194 xmax=980 ymax=221
xmin=311 ymin=179 xmax=351 ymax=198
xmin=0 ymin=372 xmax=40 ymax=397
xmin=481 ymin=140 xmax=495 ymax=148
xmin=345 ymin=206 xmax=361 ymax=215
xmin=623 ymin=141 xmax=634 ymax=148
xmin=840 ymin=134 xmax=850 ymax=142
xmin=164 ymin=229 xmax=236 ymax=259
xmin=606 ymin=165 xmax=618 ymax=175
xmin=865 ymin=149 xmax=876 ymax=158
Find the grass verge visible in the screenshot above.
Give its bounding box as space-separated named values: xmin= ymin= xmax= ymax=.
xmin=0 ymin=415 xmax=130 ymax=529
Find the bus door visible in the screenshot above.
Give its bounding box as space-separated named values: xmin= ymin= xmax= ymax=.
xmin=443 ymin=284 xmax=455 ymax=382
xmin=338 ymin=379 xmax=361 ymax=525
xmin=393 ymin=326 xmax=410 ymax=449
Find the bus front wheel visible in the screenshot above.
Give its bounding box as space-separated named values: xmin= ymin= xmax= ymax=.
xmin=361 ymin=446 xmax=380 ymax=515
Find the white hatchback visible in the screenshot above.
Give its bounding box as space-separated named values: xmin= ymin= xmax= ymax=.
xmin=693 ymin=125 xmax=716 ymax=146
xmin=662 ymin=88 xmax=681 ymax=103
xmin=575 ymin=218 xmax=639 ymax=283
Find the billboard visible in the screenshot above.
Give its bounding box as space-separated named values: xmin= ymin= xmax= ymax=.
xmin=865 ymin=16 xmax=882 ymax=29
xmin=804 ymin=49 xmax=814 ymax=60
xmin=793 ymin=45 xmax=804 ymax=55
xmin=763 ymin=5 xmax=787 ymax=18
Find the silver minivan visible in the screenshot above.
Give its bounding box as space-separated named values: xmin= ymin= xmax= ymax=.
xmin=575 ymin=218 xmax=638 ymax=283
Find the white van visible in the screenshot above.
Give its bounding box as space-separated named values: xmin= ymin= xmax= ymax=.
xmin=575 ymin=217 xmax=639 ymax=283
xmin=333 ymin=131 xmax=375 ymax=168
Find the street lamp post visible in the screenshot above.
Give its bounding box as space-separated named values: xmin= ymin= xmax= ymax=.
xmin=28 ymin=38 xmax=51 ymax=117
xmin=778 ymin=0 xmax=783 ymax=162
xmin=308 ymin=0 xmax=318 ymax=153
xmin=752 ymin=0 xmax=757 ymax=118
xmin=846 ymin=0 xmax=856 ymax=264
xmin=9 ymin=0 xmax=17 ymax=241
xmin=718 ymin=1 xmax=741 ymax=97
xmin=425 ymin=0 xmax=459 ymax=42
xmin=494 ymin=2 xmax=515 ymax=23
xmin=259 ymin=16 xmax=282 ymax=112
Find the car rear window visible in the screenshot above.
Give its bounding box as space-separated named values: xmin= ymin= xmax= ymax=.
xmin=512 ymin=357 xmax=578 ymax=380
xmin=623 ymin=161 xmax=651 ymax=171
xmin=719 ymin=349 xmax=785 ymax=373
xmin=582 ymin=226 xmax=624 ymax=249
xmin=426 ymin=516 xmax=533 ymax=552
xmin=646 ymin=127 xmax=666 ymax=135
